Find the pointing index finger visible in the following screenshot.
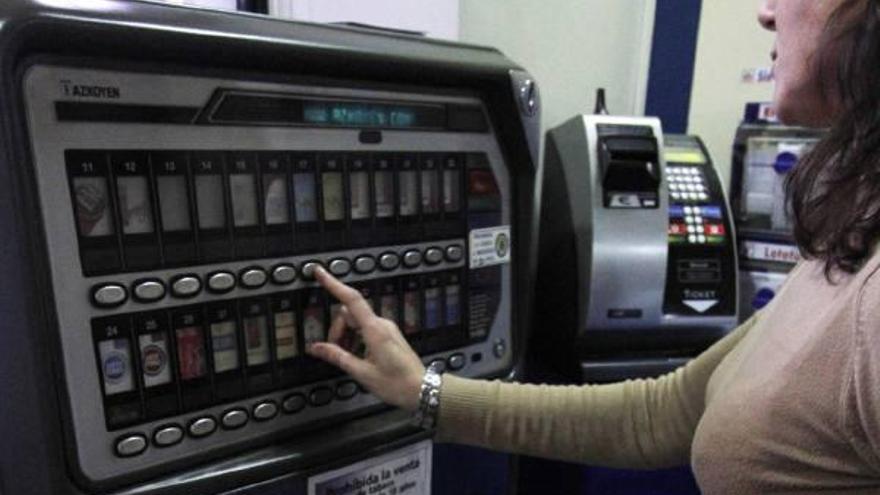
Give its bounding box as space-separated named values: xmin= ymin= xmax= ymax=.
xmin=314 ymin=266 xmax=376 ymax=324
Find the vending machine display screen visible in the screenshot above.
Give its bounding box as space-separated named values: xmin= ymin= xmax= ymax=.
xmin=23 ymin=64 xmax=515 ymax=486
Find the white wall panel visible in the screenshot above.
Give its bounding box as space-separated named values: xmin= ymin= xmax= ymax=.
xmin=269 ymin=0 xmax=459 ymax=40
xmin=460 ymin=0 xmax=655 ymax=132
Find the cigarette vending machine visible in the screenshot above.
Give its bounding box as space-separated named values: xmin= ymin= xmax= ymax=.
xmin=534 ymin=115 xmax=738 ymax=382
xmin=0 ymin=1 xmax=541 ymax=494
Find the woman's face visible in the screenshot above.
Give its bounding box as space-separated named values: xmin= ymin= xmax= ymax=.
xmin=758 ymin=0 xmax=845 ymax=126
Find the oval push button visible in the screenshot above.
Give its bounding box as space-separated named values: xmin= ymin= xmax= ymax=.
xmin=301 ymin=261 xmax=323 ymax=280
xmin=429 ymin=358 xmax=447 ymax=374
xmin=92 ymin=284 xmax=127 ymax=308
xmin=378 ymin=253 xmax=400 ymax=271
xmin=354 ymin=255 xmax=376 ymax=274
xmin=329 ymin=258 xmax=352 ymax=277
xmin=188 ymin=417 xmax=217 ymax=438
xmin=132 ymin=280 xmax=166 ymax=303
xmin=445 ymin=245 xmax=464 ymax=262
xmin=153 ymin=426 xmax=184 ymax=447
xmin=402 ymin=250 xmax=422 ymax=268
xmin=240 ymin=268 xmax=268 ymax=289
xmin=207 ymin=271 xmax=235 ymax=293
xmin=171 ymin=275 xmax=202 ymax=298
xmin=424 ymin=247 xmax=444 ymax=265
xmin=253 ymin=401 xmax=279 ymax=421
xmin=447 ymin=353 xmax=466 ymax=371
xmin=282 ymin=393 xmax=307 ymax=414
xmin=309 ymin=386 xmax=334 ymax=407
xmin=221 ymin=409 xmax=248 ymax=430
xmin=115 ymin=434 xmax=147 ymax=457
xmin=271 ymin=264 xmax=297 ymax=285
xmin=336 ymin=381 xmax=359 ymax=400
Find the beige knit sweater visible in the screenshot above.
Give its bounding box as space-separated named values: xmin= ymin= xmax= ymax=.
xmin=437 ymin=254 xmax=880 ymax=493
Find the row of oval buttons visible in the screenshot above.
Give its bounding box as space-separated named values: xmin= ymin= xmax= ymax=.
xmin=93 ymin=244 xmax=465 ymax=309
xmin=427 ymin=352 xmax=467 ymax=374
xmin=114 ymin=381 xmax=361 ymax=458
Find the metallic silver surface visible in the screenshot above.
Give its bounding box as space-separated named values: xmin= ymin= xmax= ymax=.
xmin=493 ymin=339 xmax=507 ymax=359
xmin=152 ymin=427 xmax=183 ymax=447
xmin=270 ymin=264 xmax=297 ymax=285
xmin=281 ymin=394 xmax=307 ymax=414
xmin=428 ymin=359 xmax=447 ymax=374
xmin=133 ymin=280 xmax=165 ymax=303
xmin=239 ymin=268 xmax=268 ymax=289
xmin=207 ymin=272 xmax=236 ymax=293
xmin=335 ymin=382 xmax=358 ymax=400
xmin=171 ymin=276 xmax=202 ymax=298
xmin=221 ymin=410 xmax=248 ymax=429
xmin=447 ymin=353 xmax=465 ymax=371
xmin=115 ymin=436 xmax=147 ymax=457
xmin=252 ymin=402 xmax=278 ymax=421
xmin=93 ymin=284 xmax=127 ymax=307
xmin=187 ymin=417 xmax=216 ymax=438
xmin=328 ymin=258 xmax=352 ymax=277
xmin=300 ymin=262 xmax=322 ymax=280
xmin=353 ymin=255 xmax=376 ymax=274
xmin=402 ymin=250 xmax=422 ymax=268
xmin=424 ymin=248 xmax=443 ymax=265
xmin=378 ymin=253 xmax=400 ymax=271
xmin=444 ymin=245 xmax=464 ymax=262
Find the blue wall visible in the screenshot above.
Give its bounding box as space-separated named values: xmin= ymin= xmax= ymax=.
xmin=645 ymin=0 xmax=703 ymax=133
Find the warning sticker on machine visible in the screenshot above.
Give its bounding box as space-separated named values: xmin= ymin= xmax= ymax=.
xmin=308 ymin=440 xmax=432 ymax=495
xmin=469 ymin=225 xmax=511 ymax=269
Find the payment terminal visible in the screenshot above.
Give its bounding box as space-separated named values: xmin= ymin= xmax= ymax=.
xmin=535 ymin=115 xmax=737 ymax=382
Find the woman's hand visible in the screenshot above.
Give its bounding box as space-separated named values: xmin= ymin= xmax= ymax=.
xmin=307 ymin=266 xmax=426 ymax=412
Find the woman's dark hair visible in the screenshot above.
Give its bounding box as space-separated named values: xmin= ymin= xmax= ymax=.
xmin=786 ymin=0 xmax=880 ymax=278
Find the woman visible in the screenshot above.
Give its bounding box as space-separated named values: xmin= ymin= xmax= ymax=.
xmin=309 ymin=0 xmax=880 ymax=491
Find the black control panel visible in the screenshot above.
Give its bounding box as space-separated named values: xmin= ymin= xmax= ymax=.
xmin=663 ymin=136 xmax=737 ymax=317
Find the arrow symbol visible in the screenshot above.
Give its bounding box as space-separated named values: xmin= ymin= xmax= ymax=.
xmin=683 ymin=299 xmax=718 ymax=313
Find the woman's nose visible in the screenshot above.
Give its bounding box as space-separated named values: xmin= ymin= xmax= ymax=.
xmin=758 ymin=0 xmax=777 ymax=31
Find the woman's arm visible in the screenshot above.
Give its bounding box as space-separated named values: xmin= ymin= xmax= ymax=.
xmin=436 ymin=318 xmax=754 ymax=469
xmin=307 ymin=266 xmax=754 ymax=470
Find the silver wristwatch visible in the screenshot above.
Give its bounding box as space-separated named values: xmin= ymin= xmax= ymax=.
xmin=413 ymin=361 xmax=444 ymax=429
